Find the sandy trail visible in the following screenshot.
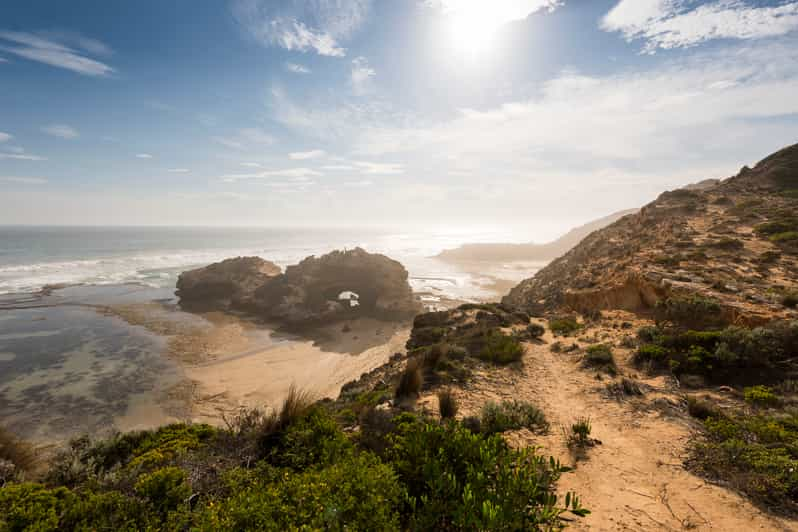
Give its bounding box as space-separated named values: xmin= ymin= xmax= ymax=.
xmin=423 ymin=322 xmax=797 ymax=531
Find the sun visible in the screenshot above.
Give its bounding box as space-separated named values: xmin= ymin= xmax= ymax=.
xmin=447 ymin=8 xmax=500 ymax=57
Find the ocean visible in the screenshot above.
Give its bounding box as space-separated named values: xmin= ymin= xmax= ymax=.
xmin=0 ymin=225 xmax=534 ymax=299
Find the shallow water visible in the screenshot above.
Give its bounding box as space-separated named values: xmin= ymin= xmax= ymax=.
xmin=0 ymin=290 xmax=185 ymax=443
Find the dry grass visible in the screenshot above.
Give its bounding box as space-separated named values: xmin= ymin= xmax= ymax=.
xmin=395 ymin=358 xmax=423 ymax=399
xmin=0 ymin=425 xmax=36 ymax=474
xmin=437 ymin=389 xmax=458 ymax=419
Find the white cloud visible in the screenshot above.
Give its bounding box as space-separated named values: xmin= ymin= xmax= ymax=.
xmin=0 ymin=153 xmax=45 ymax=161
xmin=0 ymin=132 xmax=11 ymax=142
xmin=0 ymin=30 xmax=114 ymax=76
xmin=240 ymin=162 xmax=262 ymax=167
xmin=231 ymin=0 xmax=371 ymax=56
xmin=0 ymin=57 xmax=7 ymax=63
xmin=350 ymin=56 xmax=375 ymax=95
xmin=602 ymin=0 xmax=798 ymax=52
xmin=0 ymin=176 xmax=48 ymax=185
xmin=167 ymin=168 xmax=190 ymax=173
xmin=221 ymin=167 xmax=323 ymax=182
xmin=354 ymin=161 xmax=403 ymax=175
xmin=286 ymin=62 xmax=311 ymax=74
xmin=289 ymin=149 xmax=326 ymax=160
xmin=343 ymin=179 xmax=373 ymax=187
xmin=322 ymin=164 xmax=355 ymax=170
xmin=41 ymin=123 xmax=79 ymax=139
xmin=136 ymin=153 xmax=153 ymax=159
xmin=213 ymin=128 xmax=274 ymax=150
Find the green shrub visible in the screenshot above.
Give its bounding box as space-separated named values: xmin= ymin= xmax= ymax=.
xmin=436 ymin=389 xmax=458 ymax=419
xmin=0 ymin=483 xmax=73 ymax=531
xmin=199 ymin=454 xmax=402 ymax=531
xmin=524 ymin=323 xmax=546 ymax=339
xmin=654 ymin=296 xmax=722 ymax=327
xmin=771 ymin=231 xmax=798 ymax=243
xmin=395 ymin=358 xmax=423 ymax=399
xmin=134 ymin=466 xmax=191 ymax=516
xmin=480 ymin=400 xmax=548 ymax=434
xmin=584 ymin=344 xmax=616 ymax=374
xmin=606 ymin=377 xmax=643 ymax=397
xmin=388 ymin=419 xmax=586 ymax=529
xmin=264 ymin=407 xmax=353 ymax=470
xmin=549 ymin=317 xmax=582 ymax=336
xmin=743 ymin=385 xmax=780 ymax=408
xmin=690 ymin=413 xmax=798 ymax=508
xmin=475 ymin=331 xmax=524 ymax=364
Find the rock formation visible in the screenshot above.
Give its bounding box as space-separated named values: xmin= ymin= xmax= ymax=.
xmin=503 ymin=143 xmax=798 ymax=325
xmin=177 ymin=248 xmax=421 ymax=326
xmin=175 ymin=256 xmax=281 ymax=310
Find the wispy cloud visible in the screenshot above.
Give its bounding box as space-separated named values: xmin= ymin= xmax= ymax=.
xmin=167 ymin=168 xmax=190 ymax=173
xmin=602 ymin=0 xmax=798 ymax=52
xmin=136 ymin=153 xmax=153 ymax=159
xmin=0 ymin=132 xmax=11 ymax=142
xmin=222 ymin=167 xmax=323 ymax=182
xmin=343 ymin=179 xmax=373 ymax=187
xmin=0 ymin=176 xmax=48 ymax=184
xmin=41 ymin=123 xmax=79 ymax=139
xmin=321 ymin=164 xmax=355 ymax=170
xmin=0 ymin=57 xmax=7 ymax=63
xmin=289 ymin=149 xmax=326 ymax=160
xmin=0 ymin=153 xmax=46 ymax=161
xmin=0 ymin=30 xmax=114 ymax=76
xmin=350 ymin=56 xmax=375 ymax=95
xmin=354 ymin=161 xmax=403 ymax=175
xmin=240 ymin=162 xmax=262 ymax=167
xmin=286 ymin=62 xmax=311 ymax=74
xmin=213 ymin=128 xmax=275 ymax=150
xmin=231 ymin=0 xmax=370 ymax=56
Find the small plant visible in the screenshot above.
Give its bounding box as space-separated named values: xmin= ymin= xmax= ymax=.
xmin=549 ymin=317 xmax=582 ymax=336
xmin=606 ymin=377 xmax=643 ymax=398
xmin=524 ymin=323 xmax=546 ymax=340
xmin=480 ymin=400 xmax=548 ymax=434
xmin=743 ymin=385 xmax=780 ymax=408
xmin=782 ymin=293 xmax=798 ymax=308
xmin=565 ymin=417 xmax=594 ymax=448
xmin=687 ymin=396 xmax=719 ymax=420
xmin=395 ymin=358 xmax=423 ymax=399
xmin=437 ymin=389 xmax=458 ymax=419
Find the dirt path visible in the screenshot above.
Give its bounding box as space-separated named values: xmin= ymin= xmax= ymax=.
xmin=422 ymin=326 xmax=798 ymax=531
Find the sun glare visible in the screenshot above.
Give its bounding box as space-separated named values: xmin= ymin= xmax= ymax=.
xmin=443 ymin=0 xmax=537 ymax=57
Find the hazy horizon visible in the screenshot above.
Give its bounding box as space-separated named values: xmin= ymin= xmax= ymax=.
xmin=2 ymin=1 xmax=798 ymax=231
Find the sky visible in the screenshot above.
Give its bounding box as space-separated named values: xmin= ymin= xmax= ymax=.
xmin=1 ymin=0 xmax=797 ymax=237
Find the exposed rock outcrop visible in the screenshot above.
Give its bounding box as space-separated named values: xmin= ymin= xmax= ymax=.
xmin=253 ymin=248 xmax=420 ymax=325
xmin=175 ymin=256 xmax=281 ymax=310
xmin=177 ymin=248 xmax=421 ymax=326
xmin=503 ymin=143 xmax=798 ymax=325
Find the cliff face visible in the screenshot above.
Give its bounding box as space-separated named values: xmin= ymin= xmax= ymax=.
xmin=503 ymin=143 xmax=798 ymax=324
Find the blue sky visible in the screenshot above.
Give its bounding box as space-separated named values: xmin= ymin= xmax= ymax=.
xmin=1 ymin=0 xmax=797 ymax=236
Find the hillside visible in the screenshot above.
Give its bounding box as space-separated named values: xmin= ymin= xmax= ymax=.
xmin=436 ymin=209 xmax=638 ymax=263
xmin=503 ymin=143 xmax=798 ymax=325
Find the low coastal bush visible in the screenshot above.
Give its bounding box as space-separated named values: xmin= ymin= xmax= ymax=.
xmin=475 ymin=330 xmax=525 ymax=364
xmin=633 ymin=321 xmax=798 ymax=382
xmin=583 ymin=344 xmax=617 ymax=374
xmin=689 ymin=413 xmax=798 ymax=509
xmin=0 ymin=406 xmax=588 ymax=530
xmin=743 ymin=385 xmax=781 ymax=408
xmin=654 ymin=295 xmax=723 ymax=328
xmin=565 ymin=418 xmax=593 ymax=448
xmin=687 ymin=396 xmax=720 ymax=420
xmin=549 ymin=317 xmax=582 ymax=336
xmin=480 ymin=400 xmax=549 ymax=434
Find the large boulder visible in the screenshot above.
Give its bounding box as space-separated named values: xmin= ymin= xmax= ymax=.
xmin=175 ymin=256 xmax=281 ymax=310
xmin=175 ymin=248 xmax=421 ymax=326
xmin=253 ymin=248 xmax=420 ymax=325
